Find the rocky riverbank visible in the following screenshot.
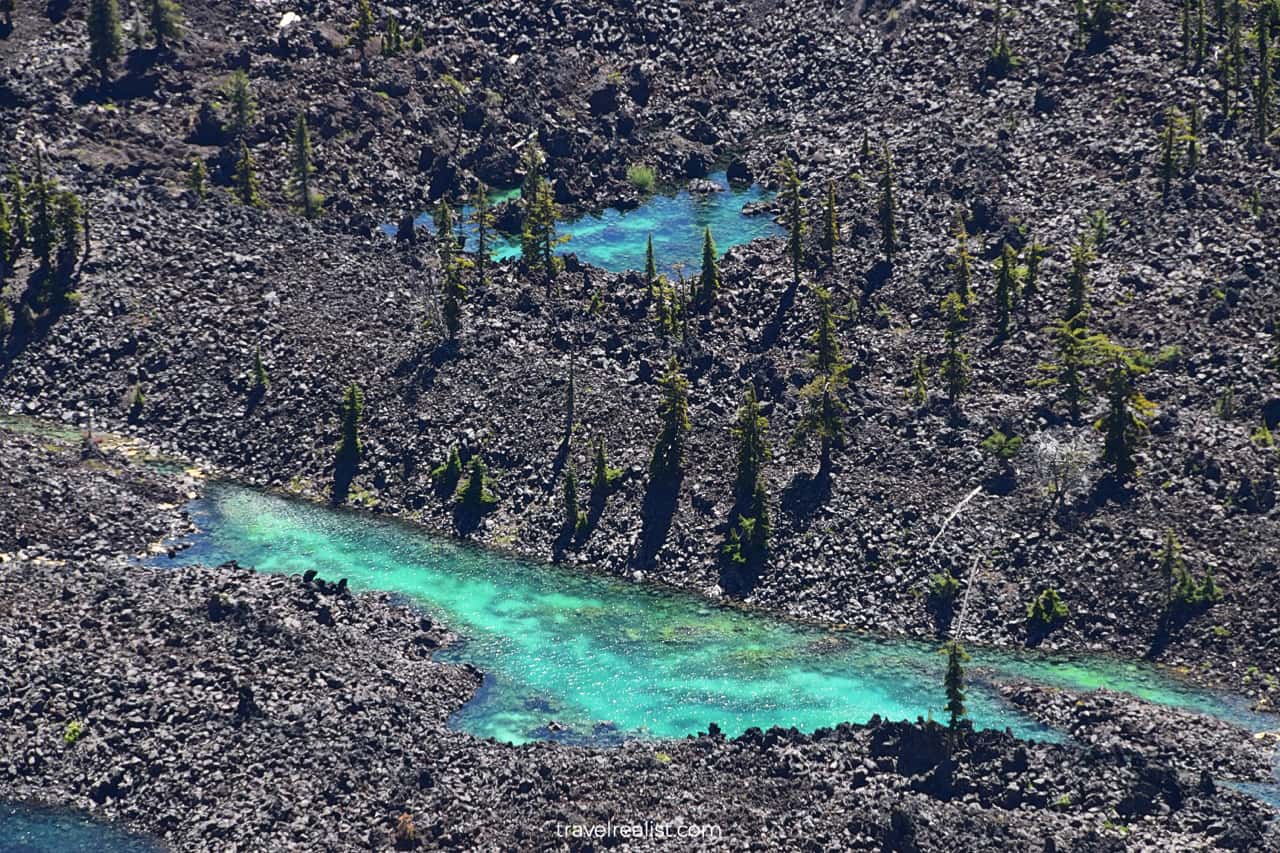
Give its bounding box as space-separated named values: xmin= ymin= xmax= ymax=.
xmin=2 ymin=415 xmax=1278 ymax=852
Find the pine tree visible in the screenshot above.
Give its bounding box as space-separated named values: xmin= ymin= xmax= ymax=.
xmin=8 ymin=170 xmax=27 ymax=254
xmin=1257 ymin=1 xmax=1275 ymax=146
xmin=697 ymin=227 xmax=719 ymax=308
xmin=644 ymin=233 xmax=658 ymax=300
xmin=778 ymin=157 xmax=803 ymax=287
xmin=987 ymin=0 xmax=1018 ymax=77
xmin=290 ymin=112 xmax=318 ymax=218
xmin=1196 ymin=0 xmax=1207 ymax=67
xmin=382 ymin=16 xmax=402 ymax=56
xmin=809 ymin=286 xmax=845 ymax=376
xmin=471 ymin=183 xmax=494 ymax=288
xmin=796 ymin=371 xmax=847 ymax=475
xmin=334 ymin=383 xmax=364 ymax=500
xmin=519 ymin=146 xmax=562 ymax=284
xmin=223 ymin=71 xmax=257 ymax=143
xmin=1160 ymin=107 xmax=1189 ymax=202
xmin=1183 ymin=0 xmax=1193 ymax=64
xmin=53 ymin=190 xmax=82 ymax=275
xmin=234 ymin=142 xmax=263 ymax=207
xmin=1022 ymin=241 xmax=1047 ymax=305
xmin=951 ymin=214 xmax=974 ymax=305
xmin=942 ymin=640 xmax=969 ymax=734
xmin=1096 ymin=344 xmax=1155 ymax=481
xmin=648 ymin=357 xmax=690 ymax=481
xmin=591 ymin=437 xmax=621 ymax=499
xmin=939 ymin=292 xmax=971 ymax=406
xmin=457 ymin=456 xmax=498 ymax=509
xmin=1065 ymin=232 xmax=1094 ymax=326
xmin=878 ymin=143 xmax=897 ymax=263
xmin=820 ymin=179 xmax=839 ymax=262
xmin=732 ymin=386 xmax=770 ymax=507
xmin=181 ymin=160 xmax=204 ymax=203
xmin=0 ymin=192 xmax=10 ymax=272
xmin=994 ymin=243 xmax=1017 ymax=340
xmin=149 ymin=0 xmax=183 ymax=49
xmin=352 ymin=0 xmax=374 ymax=70
xmin=29 ymin=151 xmax=55 ymax=269
xmin=562 ymin=465 xmax=585 ymax=536
xmin=251 ymin=346 xmax=269 ymax=392
xmin=87 ymin=0 xmax=123 ymax=88
xmin=436 ymin=205 xmax=466 ymax=339
xmin=1036 ymin=319 xmax=1107 ymax=423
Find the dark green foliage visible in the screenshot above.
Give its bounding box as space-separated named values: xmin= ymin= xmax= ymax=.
xmin=731 ymin=386 xmax=770 ymax=505
xmin=644 ymin=234 xmax=657 ymax=299
xmin=233 ymin=142 xmax=263 ymax=207
xmin=471 ymin=183 xmax=494 ymax=288
xmin=149 ymin=0 xmax=183 ymax=49
xmin=807 ymin=288 xmax=843 ymax=376
xmin=251 ymin=346 xmax=269 ymax=392
xmin=519 ymin=147 xmax=563 ymax=282
xmin=457 ymin=456 xmax=498 ymax=509
xmin=1095 ymin=344 xmax=1156 ymax=481
xmin=929 ymin=571 xmax=961 ymax=607
xmin=795 ymin=371 xmax=848 ymax=473
xmin=878 ymin=144 xmax=897 ymax=263
xmin=1159 ymin=107 xmax=1190 ymax=202
xmin=1183 ymin=0 xmax=1193 ymax=64
xmin=591 ymin=437 xmax=622 ymax=497
xmin=432 ymin=446 xmax=463 ymax=494
xmin=1022 ymin=241 xmax=1047 ymax=304
xmin=820 ymin=180 xmax=838 ymax=261
xmin=986 ymin=0 xmax=1020 ymax=77
xmin=53 ymin=190 xmax=82 ymax=273
xmin=950 ymin=215 xmax=973 ymax=304
xmin=909 ymin=355 xmax=929 ymax=407
xmin=1077 ymin=0 xmax=1117 ymax=50
xmin=721 ymin=482 xmax=769 ymax=573
xmin=29 ymin=152 xmax=54 ymax=269
xmin=127 ymin=384 xmax=146 ymax=423
xmin=0 ymin=192 xmax=11 ymax=271
xmin=1026 ymin=587 xmax=1069 ymax=627
xmin=993 ymin=243 xmax=1018 ymax=340
xmin=626 ymin=164 xmax=656 ymax=193
xmin=697 ymin=227 xmax=718 ymax=308
xmin=648 ymin=357 xmax=690 ymax=481
xmin=290 ymin=112 xmax=319 ymax=218
xmin=381 ymin=16 xmax=402 ymax=56
xmin=1064 ymin=232 xmax=1094 ymax=326
xmin=942 ymin=640 xmax=969 ymax=733
xmin=352 ymin=0 xmax=374 ymax=56
xmin=87 ymin=0 xmax=123 ymax=86
xmin=778 ymin=157 xmax=803 ymax=286
xmin=1036 ymin=320 xmax=1108 ymax=423
xmin=187 ymin=159 xmax=207 ymax=201
xmin=1158 ymin=529 xmax=1224 ymax=615
xmin=336 ymin=383 xmax=364 ymax=470
xmin=562 ymin=466 xmax=587 ymax=536
xmin=981 ymin=430 xmax=1024 ymax=464
xmin=1257 ymin=0 xmax=1276 ymax=145
xmin=8 ymin=170 xmax=27 ymax=254
xmin=222 ymin=71 xmax=257 ymax=142
xmin=1196 ymin=0 xmax=1207 ymax=67
xmin=939 ymin=293 xmax=970 ymax=406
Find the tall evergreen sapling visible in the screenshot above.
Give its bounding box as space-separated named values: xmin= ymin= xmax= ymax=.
xmin=993 ymin=243 xmax=1018 ymax=340
xmin=0 ymin=192 xmax=10 ymax=273
xmin=820 ymin=180 xmax=839 ymax=262
xmin=942 ymin=640 xmax=969 ymax=735
xmin=29 ymin=151 xmax=54 ymax=269
xmin=1036 ymin=320 xmax=1107 ymax=423
xmin=234 ymin=142 xmax=263 ymax=207
xmin=223 ymin=71 xmax=257 ymax=143
xmin=562 ymin=466 xmax=586 ymax=537
xmin=187 ymin=159 xmax=207 ymax=201
xmin=149 ymin=0 xmax=183 ymax=49
xmin=88 ymin=0 xmax=123 ymax=88
xmin=336 ymin=383 xmax=364 ymax=475
xmin=939 ymin=293 xmax=971 ymax=406
xmin=1064 ymin=232 xmax=1094 ymax=326
xmin=352 ymin=0 xmax=375 ymax=67
xmin=878 ymin=144 xmax=897 ymax=263
xmin=1095 ymin=342 xmax=1155 ymax=481
xmin=290 ymin=112 xmax=319 ymax=218
xmin=950 ymin=214 xmax=974 ymax=305
xmin=778 ymin=157 xmax=804 ymax=286
xmin=53 ymin=190 xmax=83 ymax=276
xmin=1257 ymin=0 xmax=1276 ymax=145
xmin=644 ymin=233 xmax=658 ymax=300
xmin=697 ymin=227 xmax=719 ymax=308
xmin=648 ymin=358 xmax=690 ymax=482
xmin=471 ymin=183 xmax=494 ymax=288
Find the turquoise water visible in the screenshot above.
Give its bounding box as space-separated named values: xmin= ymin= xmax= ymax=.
xmin=380 ymin=172 xmax=783 ymax=273
xmin=162 ymin=484 xmax=1274 ymax=747
xmin=0 ymin=804 xmax=163 ymax=853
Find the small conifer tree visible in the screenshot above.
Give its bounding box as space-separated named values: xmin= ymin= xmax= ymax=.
xmin=290 ymin=112 xmax=319 ymax=218
xmin=471 ymin=183 xmax=494 ymax=288
xmin=187 ymin=159 xmax=207 ymax=201
xmin=29 ymin=151 xmax=55 ymax=269
xmin=993 ymin=243 xmax=1018 ymax=340
xmin=648 ymin=357 xmax=690 ymax=481
xmin=644 ymin=233 xmax=658 ymax=300
xmin=0 ymin=192 xmax=11 ymax=271
xmin=88 ymin=0 xmax=124 ymax=88
xmin=562 ymin=466 xmax=586 ymax=536
xmin=778 ymin=157 xmax=804 ymax=286
xmin=942 ymin=640 xmax=969 ymax=735
xmin=457 ymin=456 xmax=498 ymax=509
xmin=950 ymin=214 xmax=973 ymax=305
xmin=878 ymin=144 xmax=897 ymax=263
xmin=251 ymin=346 xmax=269 ymax=392
xmin=1096 ymin=344 xmax=1156 ymax=481
xmin=820 ymin=179 xmax=838 ymax=262
xmin=591 ymin=437 xmax=621 ymax=497
xmin=940 ymin=293 xmax=971 ymax=406
xmin=352 ymin=0 xmax=374 ymax=70
xmin=1036 ymin=320 xmax=1107 ymax=423
xmin=1065 ymin=232 xmax=1094 ymax=326
xmin=234 ymin=142 xmax=263 ymax=207
xmin=222 ymin=71 xmax=257 ymax=143
xmin=8 ymin=170 xmax=27 ymax=254
xmin=697 ymin=227 xmax=719 ymax=308
xmin=149 ymin=0 xmax=183 ymax=49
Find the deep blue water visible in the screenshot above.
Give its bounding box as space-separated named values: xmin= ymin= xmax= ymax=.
xmin=379 ymin=172 xmax=783 ymax=273
xmin=0 ymin=804 xmax=163 ymax=853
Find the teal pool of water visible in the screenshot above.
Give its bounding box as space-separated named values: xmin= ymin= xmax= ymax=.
xmin=0 ymin=804 xmax=163 ymax=853
xmin=379 ymin=172 xmax=783 ymax=273
xmin=162 ymin=484 xmax=1274 ymax=747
